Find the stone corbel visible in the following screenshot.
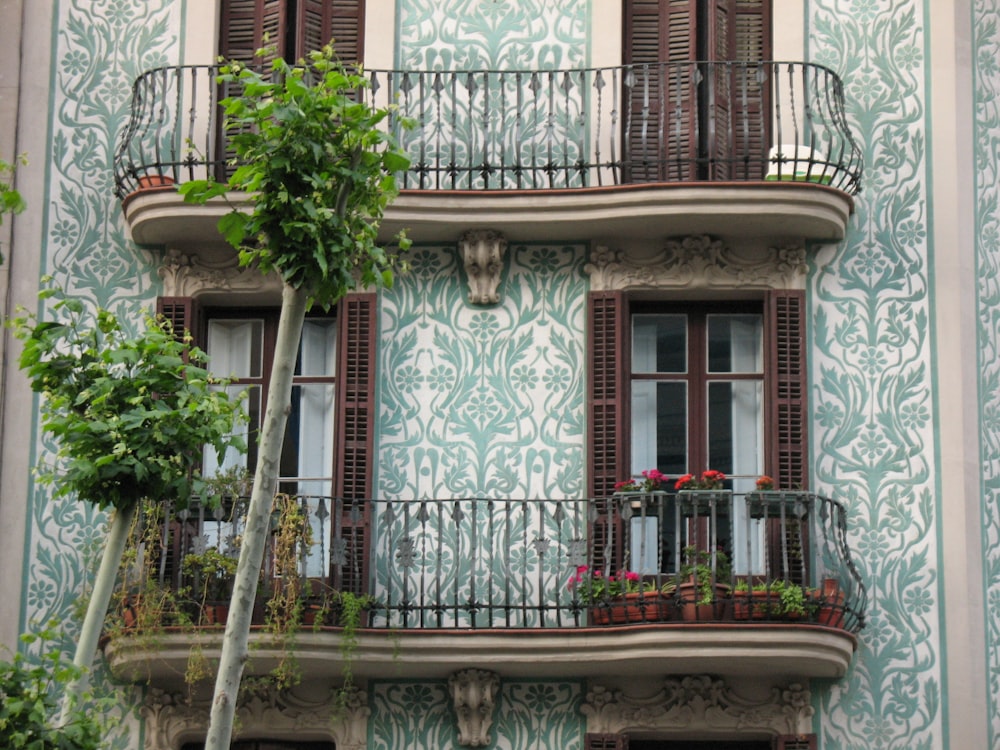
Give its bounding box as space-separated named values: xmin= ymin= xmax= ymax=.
xmin=459 ymin=230 xmax=507 ymax=304
xmin=448 ymin=668 xmax=501 ymax=747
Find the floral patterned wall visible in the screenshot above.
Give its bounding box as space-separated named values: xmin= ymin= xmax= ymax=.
xmin=974 ymin=1 xmax=1000 ymax=746
xmin=376 ymin=244 xmax=586 ymax=500
xmin=25 ymin=0 xmax=177 ymax=623
xmin=807 ymin=1 xmax=942 ymax=748
xmin=370 ymin=679 xmax=583 ymax=749
xmin=15 ymin=0 xmax=982 ymax=747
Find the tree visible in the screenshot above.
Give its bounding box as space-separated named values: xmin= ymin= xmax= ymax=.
xmin=0 ymin=154 xmax=27 ymax=265
xmin=179 ymin=44 xmax=410 ymax=750
xmin=0 ymin=625 xmax=105 ymax=749
xmin=11 ymin=287 xmax=247 ymax=722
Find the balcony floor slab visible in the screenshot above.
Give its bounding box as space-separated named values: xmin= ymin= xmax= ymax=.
xmin=104 ymin=624 xmax=857 ymax=691
xmin=121 ymin=183 xmax=854 ymax=252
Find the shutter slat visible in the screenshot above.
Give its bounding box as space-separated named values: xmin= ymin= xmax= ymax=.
xmin=766 ymin=289 xmax=808 ymax=491
xmin=334 ymin=293 xmax=375 ymax=597
xmin=588 ymin=292 xmax=627 ymax=574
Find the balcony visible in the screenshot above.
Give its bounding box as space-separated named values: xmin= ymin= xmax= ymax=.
xmin=114 ymin=61 xmax=862 ymax=250
xmin=103 ymin=491 xmax=866 ymax=690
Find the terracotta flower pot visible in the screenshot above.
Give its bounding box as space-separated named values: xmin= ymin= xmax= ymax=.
xmin=136 ymin=174 xmax=175 ymax=189
xmin=677 ymin=582 xmax=730 ymax=622
xmin=589 ymin=592 xmax=673 ymax=625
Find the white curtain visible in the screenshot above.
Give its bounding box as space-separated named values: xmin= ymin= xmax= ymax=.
xmin=203 ymin=320 xmax=258 ymax=476
xmin=718 ymin=315 xmax=765 ymax=573
xmin=295 ymin=319 xmax=337 ymax=577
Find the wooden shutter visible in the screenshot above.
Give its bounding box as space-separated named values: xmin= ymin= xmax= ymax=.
xmin=585 ymin=734 xmax=628 ymax=750
xmin=765 ymin=290 xmax=807 ymax=490
xmin=623 ymin=0 xmax=770 ymax=182
xmin=156 ymin=296 xmax=202 ymax=349
xmin=297 ymin=0 xmax=365 ymax=64
xmin=774 ymin=735 xmax=817 ymax=750
xmin=624 ymin=0 xmax=699 ymax=182
xmin=219 ymin=0 xmax=287 ymax=64
xmin=333 ymin=292 xmax=375 ymax=596
xmin=765 ymin=290 xmax=808 ymax=583
xmin=588 ymin=292 xmax=629 ymax=574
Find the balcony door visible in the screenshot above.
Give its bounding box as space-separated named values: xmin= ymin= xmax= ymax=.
xmin=623 ymin=0 xmax=772 ymax=182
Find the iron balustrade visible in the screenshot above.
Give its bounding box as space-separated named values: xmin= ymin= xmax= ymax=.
xmin=113 ymin=61 xmax=862 ymax=198
xmin=131 ymin=492 xmax=866 ymax=634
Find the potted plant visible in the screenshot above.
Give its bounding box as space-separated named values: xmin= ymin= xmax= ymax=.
xmin=676 ymin=546 xmax=731 ymax=621
xmin=613 ymin=468 xmax=668 ymax=494
xmin=181 ymin=546 xmax=239 ymax=626
xmin=567 ymin=566 xmax=667 ymax=624
xmin=733 ymin=579 xmax=818 ymax=621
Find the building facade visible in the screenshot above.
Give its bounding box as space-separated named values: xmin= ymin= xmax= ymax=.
xmin=0 ymin=1 xmax=993 ymax=748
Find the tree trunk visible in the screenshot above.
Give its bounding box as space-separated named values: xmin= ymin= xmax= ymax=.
xmin=58 ymin=501 xmax=137 ymax=724
xmin=204 ymin=283 xmax=309 ymax=750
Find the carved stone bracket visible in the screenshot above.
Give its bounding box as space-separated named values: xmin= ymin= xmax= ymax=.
xmin=581 ymin=675 xmax=814 ymax=738
xmin=459 ymin=230 xmax=507 ymax=304
xmin=141 ymin=684 xmax=369 ymax=750
xmin=585 ymin=235 xmax=808 ymax=292
xmin=448 ymin=668 xmax=501 ymax=747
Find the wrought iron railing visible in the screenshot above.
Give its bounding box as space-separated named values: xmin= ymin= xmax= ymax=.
xmin=128 ymin=492 xmax=865 ymax=634
xmin=113 ymin=61 xmax=862 ymax=198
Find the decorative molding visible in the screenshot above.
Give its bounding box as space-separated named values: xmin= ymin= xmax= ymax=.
xmin=580 ymin=675 xmax=814 ymax=738
xmin=585 ymin=235 xmax=808 ymax=291
xmin=158 ymin=249 xmax=282 ymax=299
xmin=448 ymin=669 xmax=501 ymax=747
xmin=141 ymin=685 xmax=369 ymax=750
xmin=459 ymin=230 xmax=508 ymax=304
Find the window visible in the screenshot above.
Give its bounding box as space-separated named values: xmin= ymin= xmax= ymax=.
xmin=203 ymin=309 xmax=338 ymax=501
xmin=157 ymin=293 xmax=377 ymax=594
xmin=630 ymin=303 xmax=764 ymax=485
xmin=587 ymin=290 xmax=806 ymax=574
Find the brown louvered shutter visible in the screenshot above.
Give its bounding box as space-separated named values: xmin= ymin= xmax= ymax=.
xmin=765 ymin=290 xmax=808 ymax=583
xmin=156 ymin=296 xmax=202 ymax=347
xmin=774 ymin=735 xmax=817 ymax=750
xmin=298 ymin=0 xmax=365 ymax=64
xmin=588 ymin=292 xmax=628 ymax=574
xmin=623 ymin=0 xmax=770 ymax=182
xmin=766 ymin=289 xmax=807 ymax=490
xmin=219 ymin=0 xmax=287 ymax=64
xmin=731 ymin=0 xmax=771 ymax=179
xmin=624 ymin=0 xmax=699 ymax=182
xmin=333 ymin=293 xmax=375 ymax=597
xmin=584 ymin=735 xmax=628 ymax=750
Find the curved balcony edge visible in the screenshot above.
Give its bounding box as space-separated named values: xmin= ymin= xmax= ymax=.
xmin=121 ymin=182 xmax=853 ymax=251
xmin=103 ymin=624 xmax=858 ymax=691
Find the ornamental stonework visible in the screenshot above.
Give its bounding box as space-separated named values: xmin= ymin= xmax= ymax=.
xmin=585 ymin=235 xmax=807 ymax=292
xmin=581 ymin=675 xmax=814 ymax=737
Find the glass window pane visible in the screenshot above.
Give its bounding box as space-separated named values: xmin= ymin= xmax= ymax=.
xmin=203 ymin=384 xmax=259 ymax=477
xmin=631 ymin=381 xmax=687 ymax=475
xmin=297 ymin=318 xmax=337 ymax=376
xmin=632 ymin=314 xmax=686 ymax=373
xmin=707 ymin=380 xmax=764 ymax=481
xmin=707 ymin=314 xmax=763 ymax=373
xmin=207 ymin=319 xmax=264 ymax=378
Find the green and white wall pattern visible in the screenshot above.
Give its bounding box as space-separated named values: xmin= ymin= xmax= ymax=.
xmin=975 ymin=0 xmax=1000 ymax=747
xmin=808 ymin=0 xmax=942 ymax=747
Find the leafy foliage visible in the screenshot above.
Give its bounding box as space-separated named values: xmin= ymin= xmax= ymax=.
xmin=0 ymin=154 xmax=27 ymax=265
xmin=0 ymin=626 xmax=104 ymax=749
xmin=180 ymin=45 xmax=411 ymax=306
xmin=11 ymin=285 xmax=247 ymax=511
